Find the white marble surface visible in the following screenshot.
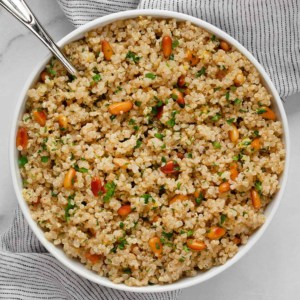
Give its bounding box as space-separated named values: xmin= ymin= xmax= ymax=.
xmin=0 ymin=1 xmax=300 ymax=299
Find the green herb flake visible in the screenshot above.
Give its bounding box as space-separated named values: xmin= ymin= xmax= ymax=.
xmin=187 ymin=230 xmax=193 ymax=237
xmin=179 ymin=257 xmax=185 ymax=262
xmin=18 ymin=156 xmax=28 ymax=168
xmin=166 ymin=110 xmax=178 ymax=127
xmin=211 ymin=34 xmax=217 ymax=42
xmin=225 ymin=91 xmax=230 ymax=101
xmin=92 ymin=74 xmax=101 ymax=82
xmin=134 ymin=139 xmax=142 ymax=149
xmin=211 ymin=113 xmax=221 ymax=122
xmin=226 ymin=118 xmax=235 ymax=125
xmin=183 ymin=244 xmax=190 ymax=252
xmin=254 ymin=130 xmax=260 ymax=137
xmin=134 ymin=101 xmax=142 ymax=107
xmin=74 ymin=164 xmax=88 ymax=173
xmin=118 ymin=237 xmax=128 ymax=250
xmin=212 ymin=141 xmax=221 ymax=149
xmin=133 ymin=125 xmax=139 ymax=131
xmin=119 ymin=222 xmax=125 ymax=229
xmin=230 ymin=86 xmax=237 ymax=92
xmin=234 ymin=98 xmax=242 ymax=105
xmin=162 ymin=231 xmax=173 ymax=240
xmin=41 ymin=156 xmax=49 ymax=163
xmin=161 ymin=143 xmax=166 ymax=149
xmin=220 ymin=214 xmax=227 ymax=225
xmin=129 ymin=118 xmax=136 ymax=125
xmin=154 ymin=133 xmax=164 ymax=140
xmin=214 ymin=87 xmax=221 ymax=92
xmin=51 ymin=191 xmax=58 ymax=197
xmin=110 ymin=115 xmax=116 ymax=121
xmin=172 ymin=39 xmax=179 ymax=49
xmin=141 ymin=194 xmax=152 ymax=204
xmin=196 ymin=67 xmax=206 ymax=77
xmin=161 ymin=156 xmax=167 ymax=163
xmin=65 ymin=194 xmax=75 ymax=221
xmin=169 ymin=53 xmax=174 ymax=60
xmin=126 ymin=51 xmax=141 ymax=63
xmin=103 ymin=182 xmax=116 ymax=202
xmin=145 ymin=73 xmax=157 ymax=80
xmin=257 ymin=108 xmax=267 ymax=114
xmin=195 ymin=192 xmax=204 ymax=205
xmin=123 ymin=267 xmax=132 ymax=274
xmin=114 ymin=86 xmax=123 ymax=94
xmin=255 ymin=180 xmax=262 ymax=194
xmin=187 ymin=153 xmax=193 ymax=158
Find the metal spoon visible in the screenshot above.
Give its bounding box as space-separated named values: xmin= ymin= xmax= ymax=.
xmin=0 ymin=0 xmax=77 ymax=76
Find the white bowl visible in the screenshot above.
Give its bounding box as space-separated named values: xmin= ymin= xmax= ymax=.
xmin=10 ymin=9 xmax=290 ymax=293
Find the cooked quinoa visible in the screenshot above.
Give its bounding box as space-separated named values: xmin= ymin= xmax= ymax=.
xmin=17 ymin=17 xmax=285 ymax=286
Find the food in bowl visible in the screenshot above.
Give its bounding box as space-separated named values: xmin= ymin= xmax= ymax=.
xmin=16 ymin=17 xmax=285 ymax=286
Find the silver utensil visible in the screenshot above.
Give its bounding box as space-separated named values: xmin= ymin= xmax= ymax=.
xmin=0 ymin=0 xmax=77 ymax=76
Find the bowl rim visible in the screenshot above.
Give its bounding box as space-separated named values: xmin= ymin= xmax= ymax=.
xmin=9 ymin=9 xmax=290 ymax=293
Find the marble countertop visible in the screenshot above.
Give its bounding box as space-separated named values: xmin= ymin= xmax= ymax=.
xmin=1 ymin=1 xmax=300 ymax=299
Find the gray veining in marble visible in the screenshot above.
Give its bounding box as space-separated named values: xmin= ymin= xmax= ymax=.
xmin=0 ymin=1 xmax=300 ymax=300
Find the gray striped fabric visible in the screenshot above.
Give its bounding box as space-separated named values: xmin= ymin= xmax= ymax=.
xmin=1 ymin=0 xmax=299 ymax=299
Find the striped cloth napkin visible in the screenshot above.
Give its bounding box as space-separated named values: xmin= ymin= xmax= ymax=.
xmin=1 ymin=0 xmax=299 ymax=299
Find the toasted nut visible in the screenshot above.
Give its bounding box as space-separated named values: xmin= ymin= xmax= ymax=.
xmin=108 ymin=101 xmax=133 ymax=115
xmin=207 ymin=226 xmax=226 ymax=240
xmin=230 ymin=163 xmax=239 ymax=181
xmin=169 ymin=194 xmax=189 ymax=205
xmin=260 ymin=107 xmax=276 ymax=120
xmin=58 ymin=115 xmax=68 ymax=129
xmin=16 ymin=127 xmax=28 ymax=150
xmin=113 ymin=158 xmax=129 ymax=169
xmin=251 ymin=189 xmax=262 ymax=209
xmin=251 ymin=138 xmax=261 ymax=150
xmin=233 ymin=237 xmax=241 ymax=245
xmin=148 ymin=237 xmax=163 ymax=257
xmin=219 ymin=181 xmax=230 ymax=193
xmin=64 ymin=168 xmax=76 ymax=189
xmin=186 ymin=49 xmax=200 ymax=66
xmin=117 ymin=204 xmax=132 ymax=217
xmin=162 ymin=36 xmax=172 ymax=58
xmin=85 ymin=252 xmax=101 ymax=264
xmin=187 ymin=239 xmax=207 ymax=251
xmin=152 ymin=215 xmax=159 ymax=222
xmin=156 ymin=105 xmax=164 ymax=119
xmin=40 ymin=71 xmax=48 ymax=82
xmin=234 ymin=73 xmax=245 ymax=86
xmin=220 ymin=41 xmax=230 ymax=51
xmin=216 ymin=69 xmax=228 ymax=80
xmin=91 ymin=176 xmax=105 ymax=197
xmin=161 ymin=161 xmax=180 ymax=174
xmin=172 ymin=89 xmax=185 ymax=108
xmin=102 ymin=40 xmax=113 ymax=60
xmin=33 ymin=111 xmax=47 ymax=127
xmin=176 ymin=152 xmax=185 ymax=159
xmin=177 ymin=75 xmax=186 ymax=88
xmin=229 ymin=125 xmax=239 ymax=143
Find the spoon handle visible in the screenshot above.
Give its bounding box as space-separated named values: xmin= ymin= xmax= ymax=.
xmin=0 ymin=0 xmax=77 ymax=76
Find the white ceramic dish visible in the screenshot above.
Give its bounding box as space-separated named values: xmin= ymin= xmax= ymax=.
xmin=10 ymin=9 xmax=290 ymax=293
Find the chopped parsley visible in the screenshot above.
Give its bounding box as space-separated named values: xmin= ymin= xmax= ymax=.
xmin=196 ymin=67 xmax=206 ymax=77
xmin=212 ymin=141 xmax=221 ymax=149
xmin=110 ymin=115 xmax=116 ymax=121
xmin=257 ymin=108 xmax=267 ymax=114
xmin=172 ymin=39 xmax=179 ymax=49
xmin=220 ymin=214 xmax=227 ymax=225
xmin=145 ymin=73 xmax=157 ymax=79
xmin=166 ymin=110 xmax=178 ymax=127
xmin=126 ymin=51 xmax=141 ymax=63
xmin=211 ymin=113 xmax=221 ymax=122
xmin=161 ymin=156 xmax=167 ymax=163
xmin=234 ymin=98 xmax=242 ymax=105
xmin=129 ymin=118 xmax=136 ymax=125
xmin=134 ymin=139 xmax=142 ymax=149
xmin=134 ymin=100 xmax=142 ymax=107
xmin=253 ymin=130 xmax=260 ymax=137
xmin=162 ymin=231 xmax=173 ymax=240
xmin=123 ymin=267 xmax=132 ymax=274
xmin=65 ymin=194 xmax=75 ymax=221
xmin=141 ymin=194 xmax=153 ymax=204
xmin=18 ymin=156 xmax=28 ymax=168
xmin=114 ymin=86 xmax=123 ymax=94
xmin=225 ymin=91 xmax=230 ymax=101
xmin=211 ymin=34 xmax=218 ymax=42
xmin=169 ymin=53 xmax=174 ymax=60
xmin=154 ymin=133 xmax=164 ymax=140
xmin=195 ymin=192 xmax=204 ymax=205
xmin=183 ymin=244 xmax=190 ymax=252
xmin=255 ymin=180 xmax=262 ymax=194
xmin=41 ymin=156 xmax=49 ymax=163
xmin=103 ymin=182 xmax=116 ymax=202
xmin=119 ymin=222 xmax=125 ymax=229
xmin=187 ymin=230 xmax=194 ymax=237
xmin=92 ymin=74 xmax=101 ymax=82
xmin=74 ymin=164 xmax=88 ymax=173
xmin=187 ymin=153 xmax=193 ymax=158
xmin=226 ymin=118 xmax=235 ymax=125
xmin=118 ymin=237 xmax=128 ymax=250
